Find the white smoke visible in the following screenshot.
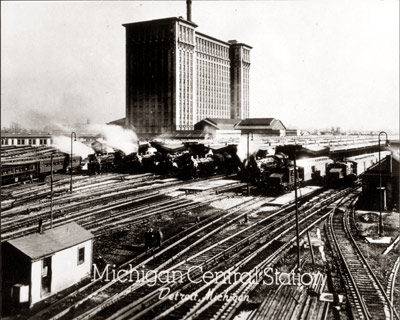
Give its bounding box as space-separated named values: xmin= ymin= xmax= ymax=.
xmin=89 ymin=124 xmax=138 ymax=155
xmin=52 ymin=136 xmax=94 ymax=159
xmin=236 ymin=135 xmax=259 ymax=161
xmin=96 ymin=138 xmax=115 ymax=153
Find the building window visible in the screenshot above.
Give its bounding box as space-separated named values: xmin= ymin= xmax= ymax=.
xmin=78 ymin=247 xmax=85 ymax=265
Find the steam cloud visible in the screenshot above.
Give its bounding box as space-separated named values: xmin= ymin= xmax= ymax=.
xmin=51 ymin=124 xmax=139 ymax=158
xmin=236 ymin=135 xmax=259 ymax=161
xmin=89 ymin=124 xmax=139 ymax=155
xmin=52 ymin=136 xmax=94 ymax=159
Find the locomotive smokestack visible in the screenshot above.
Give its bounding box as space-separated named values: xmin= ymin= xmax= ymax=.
xmin=186 ymin=0 xmax=192 ymax=21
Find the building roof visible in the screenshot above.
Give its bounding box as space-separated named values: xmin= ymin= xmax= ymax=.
xmin=1 ymin=133 xmax=101 ymax=138
xmin=1 ymin=133 xmax=53 ymax=138
xmin=7 ymin=222 xmax=93 ymax=261
xmin=195 ymin=32 xmax=231 ymax=46
xmin=234 ymin=118 xmax=286 ymax=130
xmin=197 ymin=118 xmax=240 ymax=131
xmin=123 ymin=17 xmax=198 ymax=28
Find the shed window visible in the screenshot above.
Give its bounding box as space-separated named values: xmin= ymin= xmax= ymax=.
xmin=78 ymin=247 xmax=85 ymax=265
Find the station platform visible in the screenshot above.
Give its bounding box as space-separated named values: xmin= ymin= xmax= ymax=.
xmin=267 ymin=186 xmax=322 ymax=206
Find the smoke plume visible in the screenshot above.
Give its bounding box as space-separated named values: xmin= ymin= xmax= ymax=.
xmin=52 ymin=136 xmax=94 ymax=159
xmin=89 ymin=124 xmax=139 ymax=155
xmin=236 ymin=135 xmax=259 ymax=161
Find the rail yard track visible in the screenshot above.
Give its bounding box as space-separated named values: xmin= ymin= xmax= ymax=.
xmin=387 ymin=257 xmax=400 ymax=320
xmin=24 ymin=187 xmax=353 ymax=320
xmin=27 ymin=197 xmax=260 ymax=320
xmin=326 ymin=191 xmax=399 ymax=320
xmin=101 ymin=188 xmax=352 ymax=320
xmin=1 ymin=173 xmax=239 ymax=241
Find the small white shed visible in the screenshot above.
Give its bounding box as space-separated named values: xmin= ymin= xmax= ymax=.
xmin=2 ymin=222 xmax=93 ymax=308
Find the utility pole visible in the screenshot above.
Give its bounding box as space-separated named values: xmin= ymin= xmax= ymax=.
xmin=293 ymin=148 xmax=301 ymax=272
xmin=70 ymin=132 xmax=76 ymax=192
xmin=50 ymin=154 xmax=54 ymax=229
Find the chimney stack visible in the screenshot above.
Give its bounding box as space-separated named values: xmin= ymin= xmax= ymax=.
xmin=186 ymin=0 xmax=192 ymax=21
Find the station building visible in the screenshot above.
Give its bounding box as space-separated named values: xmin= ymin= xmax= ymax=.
xmin=124 ymin=14 xmax=251 ymax=136
xmin=2 ymin=222 xmax=93 ymax=310
xmin=194 ymin=118 xmax=241 ymax=140
xmin=234 ymin=118 xmax=287 ymax=138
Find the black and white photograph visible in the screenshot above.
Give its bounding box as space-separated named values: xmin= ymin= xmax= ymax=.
xmin=1 ymin=0 xmax=399 ymax=319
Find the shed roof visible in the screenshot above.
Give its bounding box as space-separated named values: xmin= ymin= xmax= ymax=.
xmin=197 ymin=118 xmax=239 ymax=130
xmin=7 ymin=222 xmax=93 ymax=261
xmin=234 ymin=118 xmax=286 ymax=130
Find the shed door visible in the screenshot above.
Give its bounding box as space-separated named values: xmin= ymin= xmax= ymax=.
xmin=41 ymin=257 xmax=52 ymax=296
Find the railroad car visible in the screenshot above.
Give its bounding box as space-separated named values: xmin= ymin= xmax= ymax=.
xmin=345 ymin=151 xmax=391 ymax=176
xmin=1 ymin=153 xmax=82 ymax=185
xmin=326 ymin=161 xmax=355 ymax=186
xmin=38 ymin=154 xmax=67 ymax=178
xmin=296 ymin=156 xmax=333 ymax=185
xmin=1 ymin=160 xmax=39 ymax=185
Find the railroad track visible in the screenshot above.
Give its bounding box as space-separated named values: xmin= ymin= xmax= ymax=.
xmin=1 ymin=173 xmax=160 ymax=216
xmin=115 ymin=189 xmax=352 ymax=320
xmin=27 ymin=197 xmax=261 ymax=320
xmin=1 ymin=175 xmax=235 ymax=241
xmin=387 ymin=257 xmax=400 ymax=320
xmin=66 ymin=188 xmax=352 ymax=320
xmin=326 ymin=191 xmax=399 ymax=320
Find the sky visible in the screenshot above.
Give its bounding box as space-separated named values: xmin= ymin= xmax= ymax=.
xmin=1 ymin=0 xmax=399 ymax=132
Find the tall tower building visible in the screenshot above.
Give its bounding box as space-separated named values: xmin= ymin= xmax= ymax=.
xmin=124 ymin=16 xmax=251 ymax=135
xmin=229 ymin=41 xmax=251 ymax=120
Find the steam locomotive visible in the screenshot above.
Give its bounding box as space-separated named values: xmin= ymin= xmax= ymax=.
xmin=85 ymin=141 xmax=244 ymax=179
